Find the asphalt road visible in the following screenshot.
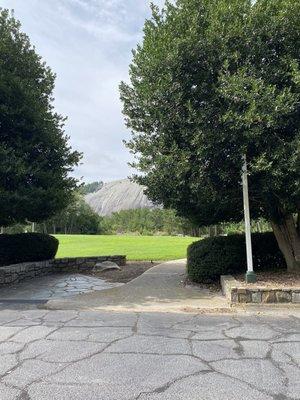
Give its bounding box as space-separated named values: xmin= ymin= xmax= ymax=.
xmin=0 ymin=308 xmax=299 ymax=400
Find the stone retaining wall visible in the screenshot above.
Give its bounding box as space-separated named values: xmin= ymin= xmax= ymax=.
xmin=221 ymin=275 xmax=300 ymax=304
xmin=0 ymin=260 xmax=52 ymax=286
xmin=51 ymin=256 xmax=126 ymax=272
xmin=0 ymin=255 xmax=126 ymax=287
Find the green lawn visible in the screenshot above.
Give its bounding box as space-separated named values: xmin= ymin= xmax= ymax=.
xmin=55 ymin=235 xmax=198 ymax=261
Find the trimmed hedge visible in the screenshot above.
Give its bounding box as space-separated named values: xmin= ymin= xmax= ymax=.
xmin=0 ymin=233 xmax=59 ymax=267
xmin=187 ymin=232 xmax=286 ymax=283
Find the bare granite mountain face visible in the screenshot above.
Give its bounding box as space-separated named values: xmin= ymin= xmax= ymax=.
xmin=85 ymin=179 xmax=156 ymax=216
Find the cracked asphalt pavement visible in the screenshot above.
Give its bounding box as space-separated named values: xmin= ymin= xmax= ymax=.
xmin=0 ymin=309 xmax=299 ymax=399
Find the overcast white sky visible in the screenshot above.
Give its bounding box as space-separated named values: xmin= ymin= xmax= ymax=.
xmin=1 ymin=0 xmax=164 ymax=183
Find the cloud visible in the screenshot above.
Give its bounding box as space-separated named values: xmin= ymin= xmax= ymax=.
xmin=57 ymin=0 xmax=144 ymax=44
xmin=1 ymin=0 xmax=165 ymax=182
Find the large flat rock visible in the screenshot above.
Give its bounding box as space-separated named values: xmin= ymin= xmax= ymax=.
xmin=85 ymin=178 xmax=157 ymax=216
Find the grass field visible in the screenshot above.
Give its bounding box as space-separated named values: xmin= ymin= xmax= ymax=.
xmin=55 ymin=235 xmax=198 ymax=261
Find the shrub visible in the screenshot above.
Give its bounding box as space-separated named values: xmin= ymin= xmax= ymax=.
xmin=187 ymin=232 xmax=286 ymax=283
xmin=0 ymin=233 xmax=59 ymax=266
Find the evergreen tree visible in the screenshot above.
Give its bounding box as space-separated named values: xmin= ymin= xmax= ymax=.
xmin=0 ymin=9 xmax=81 ymax=226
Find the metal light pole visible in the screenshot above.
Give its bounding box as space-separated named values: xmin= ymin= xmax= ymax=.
xmin=242 ymin=154 xmax=256 ymax=283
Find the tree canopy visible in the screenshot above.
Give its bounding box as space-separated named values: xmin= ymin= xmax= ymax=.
xmin=120 ymin=0 xmax=300 ymax=270
xmin=0 ymin=9 xmax=81 ymax=226
xmin=80 ymin=181 xmax=103 ymax=196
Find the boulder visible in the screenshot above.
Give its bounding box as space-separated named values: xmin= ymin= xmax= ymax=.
xmin=85 ymin=178 xmax=157 ymax=216
xmin=94 ymin=261 xmax=121 ymax=272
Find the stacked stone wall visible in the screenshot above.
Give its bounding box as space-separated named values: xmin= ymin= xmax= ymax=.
xmin=0 ymin=256 xmax=126 ymax=287
xmin=221 ymin=275 xmax=300 ymax=304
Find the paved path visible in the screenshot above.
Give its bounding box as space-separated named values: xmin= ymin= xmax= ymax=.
xmin=46 ymin=260 xmax=229 ymax=312
xmin=0 ymin=308 xmax=299 ymax=400
xmin=0 ymin=260 xmax=299 ymax=399
xmin=0 ymin=274 xmax=122 ymax=304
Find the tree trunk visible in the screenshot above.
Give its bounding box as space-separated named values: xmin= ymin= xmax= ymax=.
xmin=214 ymin=225 xmax=218 ymax=236
xmin=271 ymin=214 xmax=300 ymax=272
xmin=209 ymin=226 xmax=214 ymax=237
xmin=256 ymin=221 xmax=261 ymax=233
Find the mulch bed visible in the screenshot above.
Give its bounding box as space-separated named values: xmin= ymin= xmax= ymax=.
xmin=83 ymin=261 xmax=160 ymax=283
xmin=235 ymin=270 xmax=300 ymax=288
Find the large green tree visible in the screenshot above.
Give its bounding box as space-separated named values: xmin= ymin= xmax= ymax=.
xmin=120 ymin=0 xmax=300 ymax=271
xmin=0 ymin=9 xmax=81 ymax=226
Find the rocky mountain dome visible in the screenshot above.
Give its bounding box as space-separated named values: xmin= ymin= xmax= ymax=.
xmin=85 ymin=179 xmax=156 ymax=216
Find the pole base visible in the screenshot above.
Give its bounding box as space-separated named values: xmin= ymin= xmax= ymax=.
xmin=245 ymin=271 xmax=257 ymax=283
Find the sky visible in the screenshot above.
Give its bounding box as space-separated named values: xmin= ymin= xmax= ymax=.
xmin=1 ymin=0 xmax=165 ymax=183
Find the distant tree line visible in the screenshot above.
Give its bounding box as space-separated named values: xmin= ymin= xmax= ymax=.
xmin=34 ymin=204 xmax=198 ymax=236
xmin=2 ymin=202 xmax=272 ymax=237
xmin=36 ymin=194 xmax=101 ymax=235
xmin=100 ymin=208 xmax=196 ymax=236
xmin=80 ymin=181 xmax=103 ymax=196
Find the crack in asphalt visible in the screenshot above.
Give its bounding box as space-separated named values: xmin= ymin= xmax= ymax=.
xmin=132 ymin=369 xmax=214 ymax=400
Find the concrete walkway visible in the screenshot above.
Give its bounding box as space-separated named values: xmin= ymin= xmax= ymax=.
xmin=46 ymin=260 xmax=229 ymax=312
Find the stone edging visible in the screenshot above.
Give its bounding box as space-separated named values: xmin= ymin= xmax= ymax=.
xmin=52 ymin=256 xmax=126 ymax=271
xmin=0 ymin=255 xmax=126 ymax=287
xmin=221 ymin=275 xmax=300 ymax=304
